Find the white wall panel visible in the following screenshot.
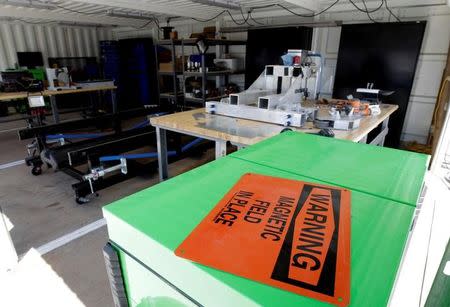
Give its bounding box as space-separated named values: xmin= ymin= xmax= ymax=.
xmin=402 ymin=99 xmax=436 ymax=135
xmin=12 ymin=24 xmax=26 ymax=52
xmin=65 ymin=27 xmax=76 ymax=58
xmin=1 ymin=23 xmax=17 ymax=66
xmin=0 ymin=32 xmax=8 ymax=70
xmin=325 ymin=27 xmax=341 ymax=54
xmin=23 ymin=25 xmax=38 ymax=51
xmin=34 ymin=26 xmax=49 ymax=66
xmin=98 ymin=28 xmax=108 ymax=41
xmin=411 ymin=56 xmax=447 ymax=97
xmin=420 ymin=14 xmax=450 ymax=54
xmin=82 ymin=28 xmax=93 ymax=57
xmin=89 ymin=28 xmax=99 ymax=58
xmin=54 ymin=27 xmax=67 ymax=57
xmin=73 ymin=28 xmax=84 ymax=57
xmin=0 ymin=21 xmax=113 ymax=70
xmin=45 ymin=26 xmax=58 ymax=58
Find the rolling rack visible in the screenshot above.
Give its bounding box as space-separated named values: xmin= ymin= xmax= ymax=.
xmin=18 ymin=107 xmax=209 ymax=204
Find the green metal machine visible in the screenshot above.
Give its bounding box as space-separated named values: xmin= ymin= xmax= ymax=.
xmin=103 ymin=132 xmax=428 ymax=307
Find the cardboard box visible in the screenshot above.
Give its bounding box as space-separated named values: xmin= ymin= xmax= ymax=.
xmin=159 ymin=56 xmax=187 ymax=72
xmin=159 ymin=62 xmax=175 ymax=72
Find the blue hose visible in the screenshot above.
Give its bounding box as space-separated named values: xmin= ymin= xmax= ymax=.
xmin=99 ymin=151 xmax=177 ymax=162
xmin=99 ymin=137 xmax=204 ymax=162
xmin=46 ymin=112 xmax=168 ymax=140
xmin=46 ymin=133 xmax=106 ymax=140
xmin=181 ymin=138 xmax=204 ymax=152
xmin=127 ymin=119 xmax=150 ymax=130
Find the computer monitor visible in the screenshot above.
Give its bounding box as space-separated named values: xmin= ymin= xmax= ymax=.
xmin=17 ymin=52 xmax=44 ymax=68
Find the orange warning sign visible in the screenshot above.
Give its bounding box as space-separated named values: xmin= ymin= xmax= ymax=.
xmin=175 ymin=173 xmax=351 ymax=306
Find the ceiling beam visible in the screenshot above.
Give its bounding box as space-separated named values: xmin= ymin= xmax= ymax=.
xmin=222 ymin=0 xmax=447 ymax=21
xmin=324 ymin=0 xmax=448 ymax=13
xmin=283 ymin=0 xmax=319 ymax=12
xmin=68 ymin=0 xmax=207 ymax=19
xmin=0 ymin=6 xmax=145 ymax=26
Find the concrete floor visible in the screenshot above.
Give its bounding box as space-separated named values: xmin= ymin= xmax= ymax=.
xmin=0 ymin=114 xmax=214 ymax=307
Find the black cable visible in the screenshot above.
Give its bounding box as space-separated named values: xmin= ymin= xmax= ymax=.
xmin=348 ymin=0 xmax=384 ymax=13
xmin=134 ymin=19 xmax=155 ymax=29
xmin=385 ymin=0 xmax=402 ymax=22
xmin=47 ymin=0 xmax=162 ymax=30
xmin=239 ymin=7 xmax=252 ymax=26
xmin=360 ymin=0 xmax=379 ymax=23
xmin=274 ymin=1 xmax=342 ymax=17
xmin=191 ymin=10 xmax=228 ymax=22
xmin=227 ymin=10 xmax=251 ymax=25
xmin=192 ymin=1 xmax=341 ymax=24
xmin=249 ymin=11 xmax=265 ymax=26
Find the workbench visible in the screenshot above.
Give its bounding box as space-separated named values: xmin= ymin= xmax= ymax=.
xmin=0 ymin=85 xmax=117 ymax=124
xmin=150 ymin=104 xmax=398 ymax=181
xmin=103 ymin=131 xmax=428 ymax=307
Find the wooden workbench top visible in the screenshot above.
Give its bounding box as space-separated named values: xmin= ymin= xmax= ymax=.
xmin=0 ymin=85 xmax=117 ymax=101
xmin=150 ymin=104 xmax=398 ymax=146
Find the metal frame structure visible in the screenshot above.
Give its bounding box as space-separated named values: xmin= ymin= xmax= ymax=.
xmin=19 ymin=108 xmax=211 ymax=203
xmin=205 ymin=50 xmax=321 ymax=127
xmin=18 ymin=108 xmax=154 ymax=203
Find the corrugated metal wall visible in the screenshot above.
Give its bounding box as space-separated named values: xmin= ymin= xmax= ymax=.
xmin=0 ymin=22 xmax=114 ymax=70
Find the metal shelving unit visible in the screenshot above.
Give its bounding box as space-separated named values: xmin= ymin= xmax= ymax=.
xmin=155 ymin=39 xmax=183 ymax=111
xmin=155 ymin=38 xmax=246 ymax=110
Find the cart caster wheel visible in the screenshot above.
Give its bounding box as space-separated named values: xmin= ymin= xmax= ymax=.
xmin=31 ymin=166 xmax=42 ymax=176
xmin=75 ymin=197 xmax=89 ymax=205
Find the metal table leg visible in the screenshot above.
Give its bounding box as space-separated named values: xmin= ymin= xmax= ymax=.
xmin=49 ymin=95 xmax=59 ymax=123
xmin=359 ymin=135 xmax=368 ymax=144
xmin=156 ymin=127 xmax=168 ymax=181
xmin=215 ymin=140 xmax=227 ymax=159
xmin=369 ymin=116 xmax=390 ymax=146
xmin=379 ymin=117 xmax=390 ymax=146
xmin=110 ymin=89 xmax=117 ymax=114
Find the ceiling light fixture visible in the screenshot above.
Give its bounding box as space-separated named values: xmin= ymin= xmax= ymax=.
xmin=2 ymin=0 xmax=56 ymax=10
xmin=191 ymin=0 xmax=241 ymax=10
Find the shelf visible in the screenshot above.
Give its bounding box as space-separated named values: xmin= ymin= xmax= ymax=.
xmin=183 ymin=39 xmax=247 ymax=46
xmin=160 ymin=92 xmax=184 ymax=99
xmin=157 ymin=39 xmax=182 ymax=45
xmin=183 ymin=70 xmax=245 ymax=77
xmin=157 ymin=39 xmax=246 ymax=46
xmin=184 ymin=95 xmax=228 ymax=103
xmin=158 ymin=71 xmax=183 ymax=76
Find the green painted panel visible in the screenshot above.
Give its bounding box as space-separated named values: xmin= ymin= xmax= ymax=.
xmin=105 ymin=156 xmax=415 ymax=307
xmin=118 ymin=248 xmax=194 ymax=307
xmin=230 ymin=132 xmax=428 ymax=206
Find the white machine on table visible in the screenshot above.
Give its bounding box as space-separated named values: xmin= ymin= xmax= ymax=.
xmin=46 ymin=67 xmax=77 ymax=91
xmin=206 ymin=49 xmax=321 ymax=128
